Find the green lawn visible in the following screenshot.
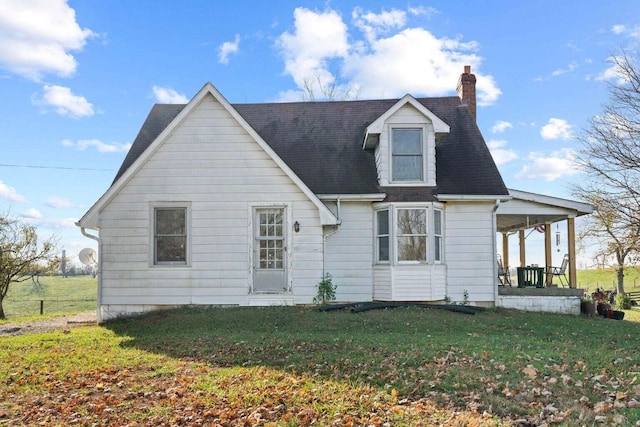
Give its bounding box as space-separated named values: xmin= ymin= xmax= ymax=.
xmin=1 ymin=275 xmax=97 ymax=319
xmin=1 ymin=306 xmax=639 ymax=425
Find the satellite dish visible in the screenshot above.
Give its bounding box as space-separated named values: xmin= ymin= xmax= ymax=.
xmin=79 ymin=248 xmax=97 ymax=266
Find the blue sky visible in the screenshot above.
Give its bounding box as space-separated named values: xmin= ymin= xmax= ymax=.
xmin=1 ymin=0 xmax=639 ymax=268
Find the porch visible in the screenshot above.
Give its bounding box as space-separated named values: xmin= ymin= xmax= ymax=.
xmin=496 ymin=189 xmax=594 ymax=288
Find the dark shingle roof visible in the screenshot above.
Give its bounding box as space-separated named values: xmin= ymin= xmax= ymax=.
xmin=113 ymin=96 xmax=508 ymax=199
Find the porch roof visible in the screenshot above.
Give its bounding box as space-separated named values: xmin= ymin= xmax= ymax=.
xmin=496 ymin=189 xmax=593 ymax=233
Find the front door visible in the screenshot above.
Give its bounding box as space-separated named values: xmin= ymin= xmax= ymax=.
xmin=253 ymin=208 xmax=287 ymax=292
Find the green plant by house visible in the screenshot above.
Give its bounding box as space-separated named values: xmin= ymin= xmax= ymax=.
xmin=462 ymin=290 xmax=470 ymax=305
xmin=443 ymin=295 xmax=452 ymax=304
xmin=616 ymin=293 xmax=633 ymax=310
xmin=313 ymin=273 xmax=336 ymax=304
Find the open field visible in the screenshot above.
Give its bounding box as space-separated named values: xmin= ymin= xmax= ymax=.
xmin=577 ymin=266 xmax=640 ymax=293
xmin=1 ymin=306 xmax=639 ymax=426
xmin=1 ymin=275 xmax=97 ymax=320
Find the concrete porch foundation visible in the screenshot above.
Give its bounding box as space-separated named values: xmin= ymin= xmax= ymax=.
xmin=497 ymin=287 xmax=585 ymax=315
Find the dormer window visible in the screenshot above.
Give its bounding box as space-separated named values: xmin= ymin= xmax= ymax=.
xmin=391 ymin=128 xmax=423 ymax=182
xmin=363 ymin=95 xmax=450 ymax=187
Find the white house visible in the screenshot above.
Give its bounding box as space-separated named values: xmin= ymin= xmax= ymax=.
xmin=77 ymin=67 xmax=591 ymax=322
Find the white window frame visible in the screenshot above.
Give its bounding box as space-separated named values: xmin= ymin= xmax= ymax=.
xmin=389 ymin=126 xmax=426 ymax=183
xmin=433 ymin=208 xmax=443 ymax=263
xmin=374 ymin=204 xmax=444 ymax=265
xmin=150 ymin=202 xmax=191 ymax=267
xmin=375 ymin=209 xmax=390 ymax=263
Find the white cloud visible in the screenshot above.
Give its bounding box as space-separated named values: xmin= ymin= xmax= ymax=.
xmin=0 ymin=0 xmax=95 ymax=80
xmin=353 ymin=7 xmax=406 ymax=43
xmin=20 ymin=208 xmax=42 ymax=219
xmin=551 ymin=61 xmax=578 ymax=77
xmin=21 ymin=216 xmax=77 ymax=229
xmin=541 ymin=118 xmax=573 ymax=140
xmin=276 ymin=7 xmax=349 ymax=95
xmin=612 ymin=24 xmax=626 ymax=35
xmin=0 ymin=181 xmax=25 ymax=202
xmin=595 ymin=55 xmax=632 ymax=84
xmin=487 ymin=140 xmax=518 ymax=165
xmin=275 ymin=7 xmax=501 ymax=105
xmin=515 ymin=149 xmax=580 ymax=181
xmin=33 ymin=84 xmax=94 ymax=118
xmin=152 ymin=85 xmax=189 ymax=103
xmin=218 ymin=34 xmax=240 ymax=65
xmin=491 ymin=120 xmax=513 ymax=133
xmin=407 ymin=6 xmax=439 ymax=18
xmin=42 ymin=217 xmax=77 ymax=229
xmin=61 ymin=138 xmax=131 ymax=153
xmin=534 ymin=62 xmax=579 ymax=81
xmin=45 ymin=196 xmax=74 ymax=209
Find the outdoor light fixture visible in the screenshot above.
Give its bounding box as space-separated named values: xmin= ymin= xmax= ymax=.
xmin=294 ymin=221 xmax=300 ymax=233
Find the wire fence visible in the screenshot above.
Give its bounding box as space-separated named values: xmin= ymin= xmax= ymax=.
xmin=4 ymin=297 xmax=97 ymax=318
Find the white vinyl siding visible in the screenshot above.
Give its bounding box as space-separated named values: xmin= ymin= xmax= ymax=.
xmin=98 ymin=94 xmax=324 ymax=315
xmin=444 ymin=202 xmax=496 ymax=303
xmin=373 ymin=264 xmax=447 ymax=301
xmin=323 ymin=201 xmax=374 ymax=302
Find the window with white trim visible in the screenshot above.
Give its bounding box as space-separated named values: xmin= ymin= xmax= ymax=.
xmin=434 ymin=209 xmax=443 ymax=262
xmin=153 ymin=207 xmax=188 ymax=265
xmin=391 ymin=128 xmax=423 ymax=181
xmin=376 ymin=209 xmax=390 ymax=262
xmin=375 ymin=205 xmax=443 ymax=265
xmin=397 ymin=208 xmax=427 ymax=262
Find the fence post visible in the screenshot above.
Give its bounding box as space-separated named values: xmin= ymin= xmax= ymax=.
xmin=40 ymin=300 xmax=43 ymax=315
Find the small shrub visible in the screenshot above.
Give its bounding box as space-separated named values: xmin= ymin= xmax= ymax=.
xmin=313 ymin=274 xmax=337 ymax=304
xmin=462 ymin=290 xmax=470 ymax=305
xmin=616 ymin=293 xmax=632 ymax=310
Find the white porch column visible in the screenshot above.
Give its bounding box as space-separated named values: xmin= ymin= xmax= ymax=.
xmin=544 ymin=223 xmax=552 ymax=285
xmin=519 ymin=229 xmax=526 ymax=267
xmin=502 ymin=233 xmax=509 ymax=268
xmin=568 ymin=217 xmax=577 ymax=288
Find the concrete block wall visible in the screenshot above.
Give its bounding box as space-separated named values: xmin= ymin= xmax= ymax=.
xmin=497 ymin=296 xmax=580 ymax=315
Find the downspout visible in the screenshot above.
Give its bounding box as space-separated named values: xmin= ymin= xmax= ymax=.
xmin=322 ymin=196 xmax=342 ymax=278
xmin=492 ymin=200 xmax=501 ymax=306
xmin=80 ymin=227 xmax=103 ymax=323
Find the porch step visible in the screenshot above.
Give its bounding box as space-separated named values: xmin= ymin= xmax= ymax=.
xmin=247 ymin=295 xmax=294 ymax=306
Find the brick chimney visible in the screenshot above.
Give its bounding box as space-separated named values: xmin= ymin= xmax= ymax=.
xmin=457 ymin=65 xmax=477 ymax=120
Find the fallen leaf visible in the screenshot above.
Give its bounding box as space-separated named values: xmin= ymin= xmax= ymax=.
xmin=522 ymin=365 xmax=537 ymax=380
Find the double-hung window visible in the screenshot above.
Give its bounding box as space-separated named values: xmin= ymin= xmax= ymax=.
xmin=397 ymin=208 xmax=427 ymax=262
xmin=434 ymin=209 xmax=443 ymax=262
xmin=391 ymin=128 xmax=423 ymax=181
xmin=376 ymin=210 xmax=390 ymax=262
xmin=154 ymin=207 xmax=188 ymax=265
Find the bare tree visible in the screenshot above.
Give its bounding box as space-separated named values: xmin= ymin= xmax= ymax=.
xmin=575 ymin=190 xmax=640 ymax=294
xmin=574 ymin=49 xmax=640 ymax=294
xmin=0 ymin=214 xmax=58 ymax=319
xmin=302 ymin=73 xmax=360 ymax=101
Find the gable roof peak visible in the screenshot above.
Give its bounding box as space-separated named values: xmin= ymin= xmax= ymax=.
xmin=363 ymin=94 xmax=450 ymax=149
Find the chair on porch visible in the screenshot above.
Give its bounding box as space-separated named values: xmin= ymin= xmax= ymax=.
xmin=497 ymin=255 xmax=512 ymax=286
xmin=546 ymin=253 xmax=569 ymax=287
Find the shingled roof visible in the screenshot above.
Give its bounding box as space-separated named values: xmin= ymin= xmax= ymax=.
xmin=112 ymin=96 xmax=508 ymax=200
